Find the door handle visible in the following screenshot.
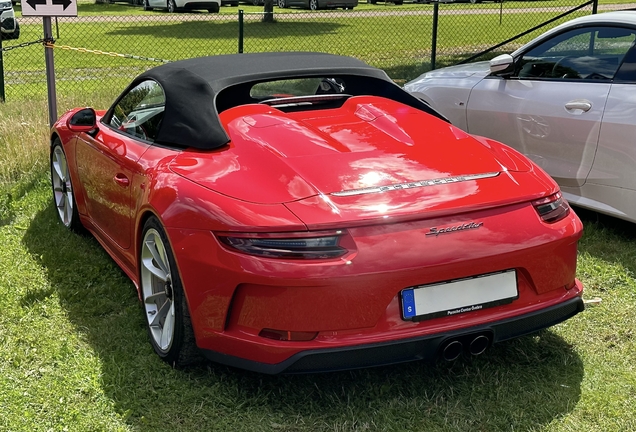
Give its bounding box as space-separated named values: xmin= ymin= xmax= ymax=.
xmin=114 ymin=174 xmax=130 ymax=187
xmin=565 ymin=100 xmax=592 ymax=112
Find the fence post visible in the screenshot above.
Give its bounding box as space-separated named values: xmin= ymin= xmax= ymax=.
xmin=592 ymin=0 xmax=597 ymax=14
xmin=431 ymin=2 xmax=439 ymax=70
xmin=0 ymin=36 xmax=5 ymax=102
xmin=238 ymin=10 xmax=244 ymax=53
xmin=44 ymin=17 xmax=58 ymax=127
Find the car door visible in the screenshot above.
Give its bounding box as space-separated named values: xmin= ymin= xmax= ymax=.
xmin=466 ymin=25 xmax=636 ymax=188
xmin=590 ymin=43 xmax=636 ymax=190
xmin=75 ymin=79 xmax=165 ymax=251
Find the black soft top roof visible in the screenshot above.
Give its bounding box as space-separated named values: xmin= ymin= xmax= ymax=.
xmin=122 ymin=52 xmax=446 ymax=150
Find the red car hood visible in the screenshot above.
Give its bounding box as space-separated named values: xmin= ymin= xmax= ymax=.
xmin=170 ymin=97 xmax=540 ymax=220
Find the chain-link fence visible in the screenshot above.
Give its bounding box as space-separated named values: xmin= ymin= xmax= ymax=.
xmin=1 ymin=0 xmax=625 ymax=103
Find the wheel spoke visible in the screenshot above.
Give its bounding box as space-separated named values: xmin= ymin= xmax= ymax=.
xmin=145 ymin=291 xmax=166 ymax=305
xmin=142 ymin=236 xmax=170 ymax=281
xmin=64 ymin=194 xmax=74 ymax=225
xmin=150 ymin=297 xmax=171 ymax=328
xmin=145 ymin=236 xmax=170 ymax=277
xmin=160 ymin=305 xmax=175 ymax=349
xmin=52 ymin=159 xmax=65 ymax=183
xmin=142 ymin=255 xmax=168 ymax=281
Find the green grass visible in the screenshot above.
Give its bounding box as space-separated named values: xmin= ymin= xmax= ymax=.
xmin=1 ymin=95 xmax=636 ymax=431
xmin=2 ymin=0 xmax=603 ymax=101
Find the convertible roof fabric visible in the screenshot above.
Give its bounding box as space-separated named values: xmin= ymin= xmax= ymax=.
xmin=127 ymin=52 xmax=445 ymax=150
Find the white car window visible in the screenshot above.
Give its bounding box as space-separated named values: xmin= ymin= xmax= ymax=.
xmin=517 ymin=26 xmax=636 ymax=81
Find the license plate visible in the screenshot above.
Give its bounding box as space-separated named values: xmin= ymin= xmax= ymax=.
xmin=401 ymin=270 xmax=518 ymax=321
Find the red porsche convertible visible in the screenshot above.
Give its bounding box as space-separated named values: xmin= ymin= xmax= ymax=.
xmin=50 ymin=52 xmax=584 ymax=373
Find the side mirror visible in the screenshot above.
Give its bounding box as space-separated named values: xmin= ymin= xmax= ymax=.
xmin=489 ymin=54 xmax=514 ymax=76
xmin=67 ymin=108 xmax=98 ymax=133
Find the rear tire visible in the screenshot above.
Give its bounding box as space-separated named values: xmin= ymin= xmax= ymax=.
xmin=167 ymin=0 xmax=178 ymax=12
xmin=143 ymin=0 xmax=153 ymax=10
xmin=7 ymin=22 xmax=20 ymax=40
xmin=278 ymin=0 xmax=286 ymax=7
xmin=309 ymin=0 xmax=318 ymax=9
xmin=140 ymin=216 xmax=200 ymax=366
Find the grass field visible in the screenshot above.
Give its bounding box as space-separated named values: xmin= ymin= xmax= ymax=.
xmin=1 ymin=0 xmax=603 ymax=101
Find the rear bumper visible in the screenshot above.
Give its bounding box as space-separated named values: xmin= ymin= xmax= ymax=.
xmin=201 ymin=292 xmax=584 ymax=374
xmin=182 ymin=1 xmax=220 ymax=8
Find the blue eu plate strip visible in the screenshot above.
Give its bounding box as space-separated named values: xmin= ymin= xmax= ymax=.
xmin=402 ymin=289 xmax=416 ymax=319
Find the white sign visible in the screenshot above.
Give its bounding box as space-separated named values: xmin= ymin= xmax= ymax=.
xmin=21 ymin=0 xmax=78 ymax=17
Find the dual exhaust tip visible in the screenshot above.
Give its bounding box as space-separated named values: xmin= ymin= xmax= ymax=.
xmin=441 ymin=334 xmax=491 ymax=361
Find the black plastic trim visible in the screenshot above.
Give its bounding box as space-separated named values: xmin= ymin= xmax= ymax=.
xmin=200 ymin=296 xmax=584 ymax=374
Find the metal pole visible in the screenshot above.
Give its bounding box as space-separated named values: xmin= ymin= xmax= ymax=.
xmin=499 ymin=0 xmax=503 ymax=25
xmin=238 ymin=9 xmax=244 ymax=53
xmin=44 ymin=17 xmax=58 ymax=127
xmin=0 ymin=34 xmax=5 ymax=102
xmin=592 ymin=0 xmax=597 ymax=14
xmin=431 ymin=2 xmax=438 ymax=70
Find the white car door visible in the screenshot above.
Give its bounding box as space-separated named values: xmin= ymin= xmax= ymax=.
xmin=466 ymin=26 xmax=636 ymax=188
xmin=582 ymin=45 xmax=636 ymax=219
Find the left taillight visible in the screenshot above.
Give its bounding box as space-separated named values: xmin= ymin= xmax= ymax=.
xmin=532 ymin=192 xmax=570 ymax=223
xmin=217 ymin=230 xmax=348 ymax=259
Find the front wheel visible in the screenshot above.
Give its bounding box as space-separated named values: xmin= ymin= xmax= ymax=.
xmin=278 ymin=0 xmax=287 ymax=7
xmin=143 ymin=0 xmax=153 ymax=10
xmin=167 ymin=0 xmax=178 ymax=12
xmin=50 ymin=139 xmax=82 ymax=232
xmin=140 ymin=216 xmax=199 ymax=366
xmin=309 ymin=0 xmax=318 ymax=9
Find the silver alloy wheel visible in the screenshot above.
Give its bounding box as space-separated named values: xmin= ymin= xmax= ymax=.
xmin=167 ymin=0 xmax=176 ymax=12
xmin=51 ymin=146 xmax=74 ymax=228
xmin=309 ymin=0 xmax=317 ymax=9
xmin=278 ymin=0 xmax=285 ymax=7
xmin=141 ymin=228 xmax=176 ymax=353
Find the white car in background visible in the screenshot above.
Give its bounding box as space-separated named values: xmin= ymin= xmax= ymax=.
xmin=143 ymin=0 xmax=220 ymax=13
xmin=405 ymin=11 xmax=636 ymax=223
xmin=0 ymin=0 xmax=19 ymax=40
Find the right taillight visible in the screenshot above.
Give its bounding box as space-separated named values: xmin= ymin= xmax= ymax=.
xmin=532 ymin=192 xmax=570 ymax=223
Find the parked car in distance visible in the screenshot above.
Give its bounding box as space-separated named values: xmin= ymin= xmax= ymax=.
xmin=0 ymin=0 xmax=19 ymax=40
xmin=367 ymin=0 xmax=404 ymax=5
xmin=50 ymin=52 xmax=584 ymax=374
xmin=278 ymin=0 xmax=356 ymax=10
xmin=406 ymin=11 xmax=636 ymax=224
xmin=143 ymin=0 xmax=220 ymax=12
